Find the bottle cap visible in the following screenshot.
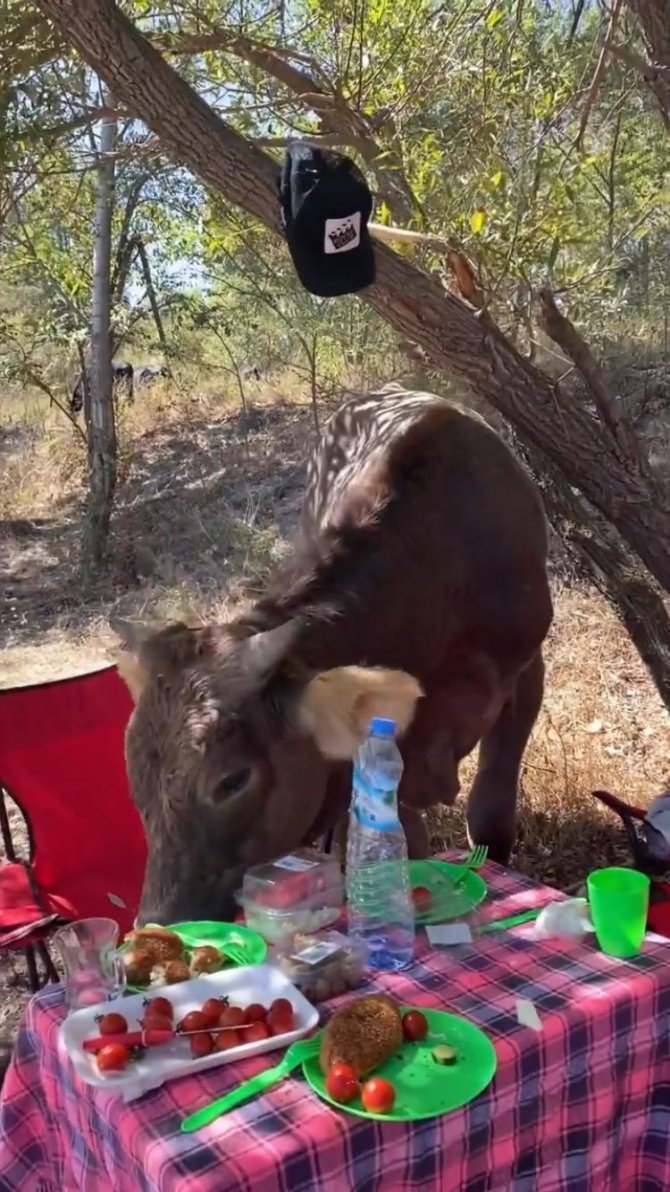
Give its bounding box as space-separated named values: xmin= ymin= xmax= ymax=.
xmin=370 ymin=718 xmax=396 ymax=738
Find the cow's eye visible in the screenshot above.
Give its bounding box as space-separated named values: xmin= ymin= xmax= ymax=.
xmin=217 ymin=768 xmax=251 ymax=798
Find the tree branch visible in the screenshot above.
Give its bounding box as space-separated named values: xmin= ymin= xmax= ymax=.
xmin=627 ymin=0 xmax=670 ymax=129
xmin=155 ymin=26 xmax=417 ymax=221
xmin=35 ymin=0 xmax=670 ymax=596
xmin=536 ymin=286 xmax=643 ymax=464
xmin=575 ymin=0 xmax=623 ymax=151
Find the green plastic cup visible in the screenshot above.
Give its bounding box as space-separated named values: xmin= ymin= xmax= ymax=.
xmin=587 ymin=866 xmax=650 ymax=958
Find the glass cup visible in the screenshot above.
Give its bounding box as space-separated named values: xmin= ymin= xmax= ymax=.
xmin=587 ymin=866 xmax=650 ymax=959
xmin=53 ymin=917 xmax=126 ymax=1011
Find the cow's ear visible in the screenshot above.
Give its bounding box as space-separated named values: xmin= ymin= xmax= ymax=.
xmin=111 ymin=617 xmax=151 ymax=702
xmin=116 ymin=650 xmax=149 ymax=703
xmin=296 ymin=666 xmax=423 ymax=759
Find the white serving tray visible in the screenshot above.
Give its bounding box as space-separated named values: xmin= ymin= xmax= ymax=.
xmin=58 ymin=963 xmax=319 ymax=1102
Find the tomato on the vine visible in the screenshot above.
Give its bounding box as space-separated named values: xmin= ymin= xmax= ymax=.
xmin=97 ymin=1012 xmax=128 ymax=1036
xmin=96 ymin=1043 xmax=131 ymax=1074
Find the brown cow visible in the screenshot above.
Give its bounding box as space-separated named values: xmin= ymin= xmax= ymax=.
xmin=115 ymin=385 xmax=552 ymax=925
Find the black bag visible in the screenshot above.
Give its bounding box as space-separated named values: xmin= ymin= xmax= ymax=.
xmin=278 ymin=143 xmax=376 ymax=297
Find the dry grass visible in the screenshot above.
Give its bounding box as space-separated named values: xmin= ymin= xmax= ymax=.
xmin=1 ymin=375 xmax=668 ymax=1068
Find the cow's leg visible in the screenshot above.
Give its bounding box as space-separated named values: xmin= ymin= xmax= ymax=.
xmin=466 ymin=651 xmax=544 ymax=865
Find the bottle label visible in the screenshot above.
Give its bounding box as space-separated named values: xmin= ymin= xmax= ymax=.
xmin=352 ymin=767 xmax=400 ymax=831
xmin=273 ymin=855 xmax=318 ymax=873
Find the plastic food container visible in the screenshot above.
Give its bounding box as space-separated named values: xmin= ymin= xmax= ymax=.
xmin=275 ymin=930 xmax=368 ymax=1003
xmin=238 ymin=849 xmax=343 ymax=946
xmin=59 ymin=964 xmax=319 ymax=1102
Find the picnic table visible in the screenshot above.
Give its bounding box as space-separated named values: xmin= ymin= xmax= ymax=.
xmin=1 ymin=861 xmax=669 ymax=1192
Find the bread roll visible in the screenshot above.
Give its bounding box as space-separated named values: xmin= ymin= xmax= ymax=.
xmin=319 ymin=994 xmax=403 ymax=1077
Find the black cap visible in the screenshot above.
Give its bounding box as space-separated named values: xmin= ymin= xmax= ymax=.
xmin=278 ymin=143 xmax=376 ymax=298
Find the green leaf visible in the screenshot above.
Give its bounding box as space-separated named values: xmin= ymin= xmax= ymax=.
xmin=486 ymin=8 xmax=503 ymax=30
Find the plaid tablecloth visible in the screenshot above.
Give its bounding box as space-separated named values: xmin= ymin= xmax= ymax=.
xmin=1 ymin=862 xmax=670 ymax=1192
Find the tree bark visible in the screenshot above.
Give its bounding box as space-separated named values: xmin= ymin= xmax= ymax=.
xmin=512 ymin=434 xmax=670 ymax=707
xmin=628 ymin=0 xmax=670 ymax=128
xmin=135 ymin=237 xmax=171 ymax=373
xmin=36 ymin=0 xmax=670 ymax=599
xmin=83 ymin=82 xmax=117 ymax=567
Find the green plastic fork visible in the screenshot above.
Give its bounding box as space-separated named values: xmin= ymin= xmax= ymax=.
xmin=181 ymin=1035 xmax=321 ymax=1132
xmin=451 ymin=845 xmax=488 ymax=888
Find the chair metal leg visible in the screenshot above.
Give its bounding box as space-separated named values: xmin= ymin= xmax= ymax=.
xmin=24 ymin=945 xmax=40 ymax=993
xmin=36 ymin=940 xmax=60 ymax=985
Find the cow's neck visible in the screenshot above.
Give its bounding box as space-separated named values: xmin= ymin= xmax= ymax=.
xmin=235 ymin=527 xmax=386 ymax=674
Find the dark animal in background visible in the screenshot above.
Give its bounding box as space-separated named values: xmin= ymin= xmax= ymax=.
xmin=115 ymin=384 xmax=553 ymax=926
xmin=242 ymin=366 xmax=262 ymax=381
xmin=70 ymin=361 xmax=134 ymax=414
xmin=137 ymin=364 xmax=169 ymax=386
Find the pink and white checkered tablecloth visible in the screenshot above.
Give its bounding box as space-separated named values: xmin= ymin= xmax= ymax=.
xmin=1 ymin=862 xmax=669 ymax=1192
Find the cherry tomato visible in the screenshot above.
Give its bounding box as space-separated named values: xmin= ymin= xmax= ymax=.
xmin=411 ymin=886 xmax=432 ymax=911
xmin=96 ymin=1043 xmax=131 ymax=1074
xmin=215 ymin=1029 xmax=240 ymax=1051
xmin=145 ymin=997 xmax=174 ymax=1021
xmin=179 ymin=1010 xmax=208 ymax=1034
xmin=244 ymin=1021 xmax=270 ymax=1044
xmin=244 ymin=1003 xmax=267 ymax=1024
xmin=97 ymin=1012 xmax=128 ymax=1036
xmin=270 ymin=998 xmax=293 ymax=1018
xmin=402 ymin=1010 xmax=428 ymax=1042
xmin=190 ymin=1032 xmax=214 ymax=1058
xmin=143 ymin=1012 xmax=173 ymax=1033
xmin=325 ymin=1062 xmax=359 ymax=1104
xmin=361 ymin=1077 xmax=396 ymax=1114
xmin=266 ymin=1009 xmax=294 ymax=1036
xmin=201 ymin=998 xmax=226 ymax=1028
xmin=218 ymin=1005 xmax=246 ymax=1030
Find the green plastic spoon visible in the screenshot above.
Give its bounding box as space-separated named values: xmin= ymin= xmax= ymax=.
xmin=181 ymin=1036 xmax=320 ymax=1132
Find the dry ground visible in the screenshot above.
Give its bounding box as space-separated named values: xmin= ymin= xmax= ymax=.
xmin=1 ymin=379 xmax=668 ymax=1070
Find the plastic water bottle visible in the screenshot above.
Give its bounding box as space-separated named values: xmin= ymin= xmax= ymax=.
xmin=346 ymin=718 xmax=415 ymax=971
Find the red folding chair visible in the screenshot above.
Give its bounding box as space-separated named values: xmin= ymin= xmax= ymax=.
xmin=0 ymin=665 xmax=147 ymax=991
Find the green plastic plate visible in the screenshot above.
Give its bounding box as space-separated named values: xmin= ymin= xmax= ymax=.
xmin=303 ymin=1006 xmax=497 ymax=1121
xmin=408 ymin=860 xmax=487 ymax=924
xmin=122 ymin=921 xmax=266 ymax=991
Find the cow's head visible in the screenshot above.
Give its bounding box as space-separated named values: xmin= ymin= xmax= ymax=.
xmin=114 ymin=619 xmax=422 ymax=925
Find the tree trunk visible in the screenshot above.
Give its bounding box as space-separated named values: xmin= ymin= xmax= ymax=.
xmin=512 ymin=434 xmax=670 ymax=707
xmin=83 ymin=82 xmax=117 ymax=568
xmin=628 ymin=0 xmax=670 ymax=129
xmin=135 ymin=237 xmax=171 ymax=374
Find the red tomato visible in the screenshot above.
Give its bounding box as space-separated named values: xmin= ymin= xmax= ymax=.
xmin=402 ymin=1010 xmax=428 ymax=1042
xmin=145 ymin=997 xmax=174 ymax=1021
xmin=215 ymin=1029 xmax=240 ymax=1051
xmin=201 ymin=998 xmax=225 ymax=1028
xmin=361 ymin=1077 xmax=396 ymax=1114
xmin=179 ymin=1010 xmax=208 ymax=1034
xmin=218 ymin=1005 xmax=246 ymax=1030
xmin=244 ymin=1021 xmax=270 ymax=1044
xmin=325 ymin=1062 xmax=359 ymax=1104
xmin=96 ymin=1043 xmax=131 ymax=1074
xmin=190 ymin=1032 xmax=214 ymax=1058
xmin=266 ymin=1009 xmax=294 ymax=1037
xmin=97 ymin=1012 xmax=128 ymax=1036
xmin=143 ymin=1012 xmax=173 ymax=1033
xmin=270 ymin=998 xmax=293 ymax=1018
xmin=244 ymin=1003 xmax=267 ymax=1024
xmin=411 ymin=886 xmax=432 ymax=911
